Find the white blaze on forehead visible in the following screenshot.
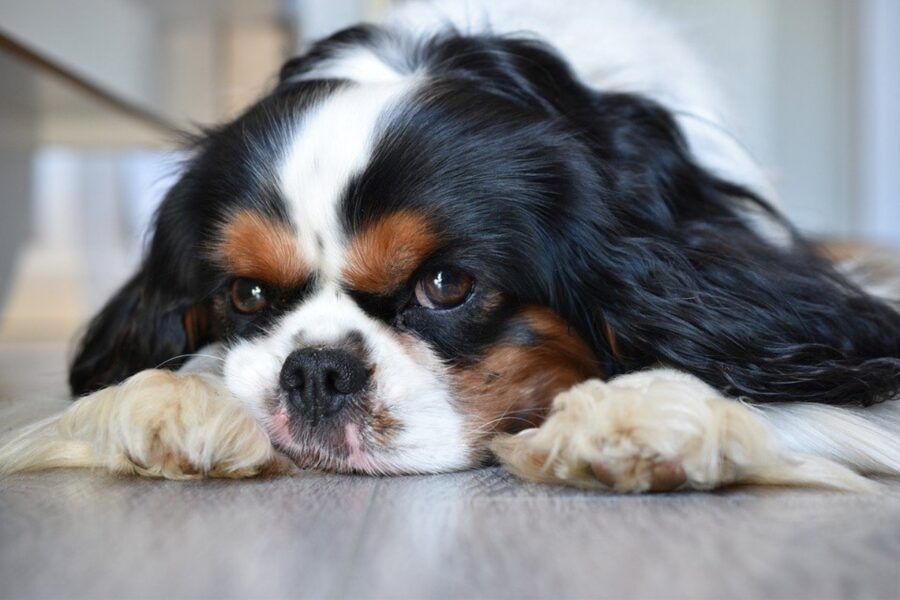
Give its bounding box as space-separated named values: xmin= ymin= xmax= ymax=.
xmin=231 ymin=78 xmax=473 ymax=474
xmin=278 ymin=81 xmax=413 ymax=282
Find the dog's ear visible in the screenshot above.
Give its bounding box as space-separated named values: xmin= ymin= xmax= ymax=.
xmin=413 ymin=34 xmax=900 ymax=405
xmin=554 ymin=90 xmax=900 ymax=406
xmin=68 ymin=274 xmax=212 ymax=396
xmin=69 ymin=177 xmax=216 ymax=396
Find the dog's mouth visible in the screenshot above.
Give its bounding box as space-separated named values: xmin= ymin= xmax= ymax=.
xmin=263 ymin=400 xmax=400 ymax=474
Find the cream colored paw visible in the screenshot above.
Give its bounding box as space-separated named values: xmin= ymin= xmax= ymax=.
xmin=0 ymin=370 xmax=290 ymax=480
xmin=492 ymin=370 xmax=872 ymax=493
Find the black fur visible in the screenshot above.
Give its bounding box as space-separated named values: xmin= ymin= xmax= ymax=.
xmin=70 ymin=26 xmax=900 ymax=405
xmin=69 ymin=81 xmax=342 ymax=395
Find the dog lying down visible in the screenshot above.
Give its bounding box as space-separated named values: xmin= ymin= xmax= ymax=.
xmin=2 ymin=0 xmax=899 ymax=493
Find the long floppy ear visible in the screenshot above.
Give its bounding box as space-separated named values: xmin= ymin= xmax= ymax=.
xmin=69 ymin=177 xmax=216 ymax=396
xmin=413 ymin=34 xmax=900 ymax=406
xmin=560 ymin=90 xmax=900 ymax=406
xmin=68 ymin=273 xmax=213 ymax=396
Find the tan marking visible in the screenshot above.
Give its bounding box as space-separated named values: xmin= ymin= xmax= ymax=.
xmin=453 ymin=306 xmax=602 ymax=457
xmin=343 ymin=211 xmax=439 ymax=294
xmin=213 ymin=210 xmax=309 ymax=288
xmin=371 ymin=407 xmax=403 ymax=447
xmin=182 ymin=304 xmax=210 ymax=352
xmin=602 ymin=320 xmax=622 ymax=360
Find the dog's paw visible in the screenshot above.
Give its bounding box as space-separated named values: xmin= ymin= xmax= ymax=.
xmin=491 ymin=371 xmax=783 ymax=493
xmin=88 ymin=370 xmax=289 ymax=479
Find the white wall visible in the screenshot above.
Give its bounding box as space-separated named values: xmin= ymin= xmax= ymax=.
xmin=0 ymin=0 xmax=162 ymax=114
xmin=646 ymin=0 xmax=859 ymax=239
xmin=857 ymin=0 xmax=900 ymax=248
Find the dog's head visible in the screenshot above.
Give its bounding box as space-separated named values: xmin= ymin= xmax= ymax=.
xmin=69 ymin=26 xmax=900 ymax=473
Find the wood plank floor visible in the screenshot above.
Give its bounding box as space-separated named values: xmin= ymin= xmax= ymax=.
xmin=2 ymin=344 xmax=900 ymax=599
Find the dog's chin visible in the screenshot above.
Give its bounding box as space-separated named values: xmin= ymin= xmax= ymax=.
xmin=275 ymin=442 xmax=379 ymax=475
xmin=263 ymin=403 xmax=395 ymax=475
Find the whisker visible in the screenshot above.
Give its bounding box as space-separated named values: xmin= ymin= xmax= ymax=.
xmin=472 ymin=407 xmax=548 ymax=436
xmin=153 ymin=353 xmax=227 ymax=370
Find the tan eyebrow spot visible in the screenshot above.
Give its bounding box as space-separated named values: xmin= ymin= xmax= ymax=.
xmin=213 ymin=210 xmax=309 ymax=288
xmin=343 ymin=211 xmax=439 ymax=294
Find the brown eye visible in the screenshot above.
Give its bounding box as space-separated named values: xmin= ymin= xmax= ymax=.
xmin=415 ymin=269 xmax=473 ymax=309
xmin=230 ymin=279 xmax=268 ymax=314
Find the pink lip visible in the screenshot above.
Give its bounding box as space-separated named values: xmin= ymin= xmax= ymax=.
xmin=268 ymin=409 xmax=376 ymax=473
xmin=344 ymin=422 xmax=374 ymax=471
xmin=269 ymin=409 xmax=292 ymax=445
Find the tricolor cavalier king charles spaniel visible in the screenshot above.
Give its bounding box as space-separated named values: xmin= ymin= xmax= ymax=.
xmin=2 ymin=0 xmax=899 ymax=492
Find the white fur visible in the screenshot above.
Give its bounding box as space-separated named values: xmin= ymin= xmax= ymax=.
xmin=287 ymin=46 xmax=410 ymax=85
xmin=755 ymin=401 xmax=900 ymax=476
xmin=224 ymin=286 xmax=470 ymax=474
xmin=0 ymin=370 xmax=281 ymax=479
xmin=278 ymin=81 xmax=413 ymax=281
xmin=493 ymin=369 xmax=894 ymax=493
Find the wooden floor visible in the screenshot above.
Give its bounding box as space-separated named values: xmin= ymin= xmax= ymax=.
xmin=2 ymin=344 xmax=900 ymax=599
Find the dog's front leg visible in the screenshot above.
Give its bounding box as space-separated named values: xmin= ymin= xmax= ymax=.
xmin=0 ymin=356 xmax=285 ymax=479
xmin=492 ymin=368 xmax=871 ymax=492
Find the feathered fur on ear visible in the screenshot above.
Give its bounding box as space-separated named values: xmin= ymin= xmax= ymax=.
xmin=69 ymin=172 xmax=218 ymax=397
xmin=557 ymin=91 xmax=900 ymax=406
xmin=402 ymin=33 xmax=900 ymax=406
xmin=68 ymin=273 xmax=212 ymax=396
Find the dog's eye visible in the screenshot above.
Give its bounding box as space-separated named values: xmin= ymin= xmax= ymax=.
xmin=415 ymin=269 xmax=473 ymax=309
xmin=230 ymin=279 xmax=268 ymax=314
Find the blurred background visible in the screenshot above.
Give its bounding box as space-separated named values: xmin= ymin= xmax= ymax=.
xmin=0 ymin=0 xmax=897 ymax=350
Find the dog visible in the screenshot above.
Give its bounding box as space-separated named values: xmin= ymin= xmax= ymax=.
xmin=2 ymin=0 xmax=899 ymax=492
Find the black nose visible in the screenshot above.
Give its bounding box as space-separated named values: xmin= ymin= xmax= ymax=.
xmin=279 ymin=348 xmax=369 ymax=424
